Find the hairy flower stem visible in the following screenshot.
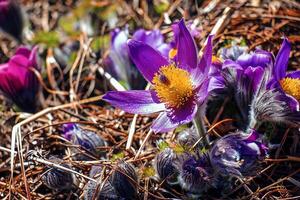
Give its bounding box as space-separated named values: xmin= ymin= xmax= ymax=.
xmin=193 ymin=109 xmax=210 ymax=147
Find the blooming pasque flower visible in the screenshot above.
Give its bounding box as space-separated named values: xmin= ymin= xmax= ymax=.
xmin=268 ymin=38 xmax=300 ymax=107
xmin=213 ymin=48 xmax=272 ymax=128
xmin=209 ymin=130 xmax=267 ymax=177
xmin=0 ymin=0 xmax=23 ymax=42
xmin=250 ymin=38 xmax=300 ymax=127
xmin=103 ymin=19 xmax=213 ymax=133
xmin=62 ymin=123 xmax=106 ymax=160
xmin=0 ymin=46 xmax=40 ymax=113
xmin=104 ymin=27 xmax=170 ymax=89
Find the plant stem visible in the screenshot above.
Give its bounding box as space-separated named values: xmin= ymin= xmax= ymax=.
xmin=193 ymin=109 xmax=210 ymax=147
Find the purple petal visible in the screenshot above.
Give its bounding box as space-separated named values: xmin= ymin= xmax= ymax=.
xmin=198 ymin=35 xmax=213 ymax=75
xmin=103 ymin=90 xmax=165 ymax=114
xmin=274 ymin=38 xmax=291 ymax=81
xmin=245 ymin=130 xmax=259 ymax=141
xmin=167 ymin=99 xmax=198 ymax=125
xmin=243 ymin=66 xmax=264 ymax=92
xmin=28 ymin=46 xmax=39 ymax=69
xmin=151 ymin=112 xmax=179 ymax=133
xmin=15 ymin=46 xmax=31 ymax=58
xmin=283 ymin=94 xmax=299 ymax=112
xmin=127 ymin=40 xmax=169 ymax=82
xmin=111 ymin=28 xmax=121 ymax=43
xmin=173 ymin=19 xmax=198 ymax=70
xmin=195 ymin=78 xmax=210 ymax=104
xmin=133 ymin=29 xmax=171 ymax=58
xmin=150 ymin=90 xmax=160 ymax=103
xmin=236 ymin=50 xmax=272 ymax=69
xmin=133 ymin=29 xmax=164 ymax=48
xmin=112 ymin=29 xmax=129 ymax=57
xmin=208 ymin=75 xmax=225 ymax=93
xmin=157 ymin=43 xmax=171 ymax=58
xmin=286 ymin=70 xmax=300 ymax=79
xmin=222 ymin=59 xmax=243 ymax=70
xmin=190 ymin=35 xmax=213 ymax=86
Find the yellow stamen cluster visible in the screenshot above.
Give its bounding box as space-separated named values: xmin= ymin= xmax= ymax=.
xmin=168 ymin=48 xmax=178 ymax=59
xmin=212 ymin=55 xmax=221 ymax=63
xmin=280 ymin=77 xmax=300 ymax=101
xmin=152 ymin=65 xmax=193 ymax=108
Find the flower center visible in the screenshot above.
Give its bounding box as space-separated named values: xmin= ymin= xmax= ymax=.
xmin=152 ymin=64 xmax=193 ymax=108
xmin=280 ymin=77 xmax=300 ymax=101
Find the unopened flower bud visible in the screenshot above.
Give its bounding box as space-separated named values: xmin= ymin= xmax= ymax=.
xmin=154 ymin=148 xmax=178 ymax=184
xmin=84 ymin=166 xmax=119 ymax=200
xmin=111 ymin=160 xmax=138 ymax=199
xmin=62 ymin=123 xmax=106 ymax=160
xmin=178 ymin=154 xmax=216 ymax=194
xmin=41 ymin=157 xmax=75 ymax=191
xmin=177 ymin=127 xmax=200 ymax=149
xmin=209 ymin=130 xmax=267 ymax=177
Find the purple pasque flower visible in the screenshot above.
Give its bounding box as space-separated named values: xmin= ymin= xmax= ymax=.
xmin=214 ymin=49 xmax=272 ymax=127
xmin=0 ymin=46 xmax=40 ymax=113
xmin=268 ymin=38 xmax=300 ymax=108
xmin=250 ymin=38 xmax=300 ymax=127
xmin=104 ymin=27 xmax=170 ymax=90
xmin=0 ymin=0 xmax=23 ymax=42
xmin=177 ymin=153 xmax=216 ymax=193
xmin=103 ymin=19 xmax=213 ymax=133
xmin=209 ymin=130 xmax=267 ymax=177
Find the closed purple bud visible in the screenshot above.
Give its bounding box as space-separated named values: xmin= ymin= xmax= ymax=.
xmin=178 ymin=154 xmax=216 ymax=193
xmin=209 ymin=131 xmax=267 ymax=177
xmin=0 ymin=0 xmax=24 ymax=42
xmin=177 ymin=127 xmax=200 ymax=149
xmin=62 ymin=123 xmax=106 ymax=160
xmin=111 ymin=160 xmax=138 ymax=199
xmin=154 ymin=148 xmax=178 ymax=184
xmin=84 ymin=166 xmax=120 ymax=200
xmin=41 ymin=157 xmax=75 ymax=191
xmin=0 ymin=46 xmax=40 ymax=113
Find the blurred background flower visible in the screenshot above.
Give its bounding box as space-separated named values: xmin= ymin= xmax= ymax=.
xmin=0 ymin=0 xmax=24 ymax=42
xmin=103 ymin=27 xmax=170 ymax=90
xmin=0 ymin=46 xmax=40 ymax=113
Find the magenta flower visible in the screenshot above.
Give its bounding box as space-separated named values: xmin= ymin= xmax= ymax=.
xmin=0 ymin=46 xmax=40 ymax=113
xmin=103 ymin=19 xmax=213 ymax=133
xmin=0 ymin=0 xmax=23 ymax=42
